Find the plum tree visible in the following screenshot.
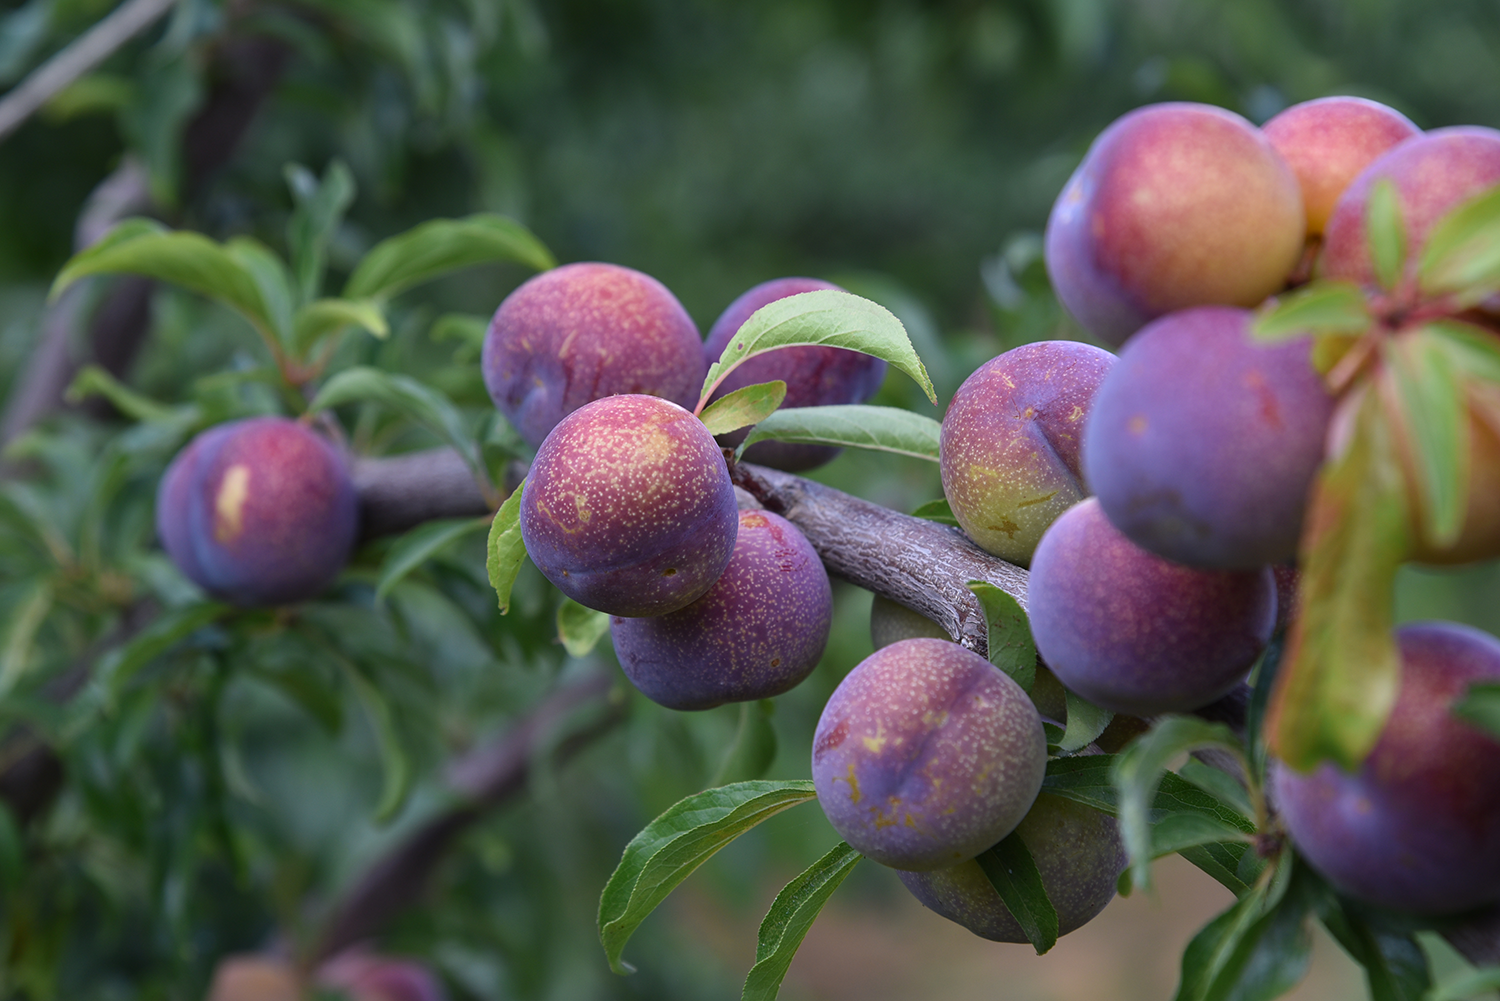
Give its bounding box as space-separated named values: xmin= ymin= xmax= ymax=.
xmin=157 ymin=416 xmax=358 ymax=607
xmin=518 ymin=394 xmax=738 ymax=616
xmin=610 ymin=510 xmax=833 ymax=710
xmin=811 ymin=638 xmax=1047 ymax=871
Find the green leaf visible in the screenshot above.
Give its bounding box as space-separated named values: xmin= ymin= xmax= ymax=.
xmin=64 ymin=365 xmax=187 ymax=425
xmin=285 ymin=160 xmax=357 ymax=303
xmin=965 ymin=581 xmax=1034 ymax=692
xmin=712 ymin=700 xmax=778 ymax=787
xmin=598 ymin=780 xmax=819 ymax=975
xmin=430 ymin=312 xmax=490 ymax=361
xmin=1368 ymin=179 xmax=1407 ymax=292
xmin=701 ymin=290 xmax=937 ymax=411
xmin=1059 ymin=690 xmax=1114 ymax=754
xmin=1177 ymin=859 xmax=1315 ymax=1001
xmin=1385 ymin=331 xmax=1468 ymax=549
xmin=52 ymin=222 xmax=286 ymax=343
xmin=1419 ymin=183 xmax=1500 ymax=303
xmin=738 ymin=404 xmax=941 ymax=463
xmin=1428 ymin=319 xmax=1500 ymax=386
xmin=308 ymin=366 xmax=487 ymax=488
xmin=486 ymin=484 xmax=527 ymax=615
xmin=1176 ymin=885 xmax=1269 ymax=1001
xmin=375 ymin=516 xmax=490 ymax=603
xmin=557 ymin=598 xmax=611 ymax=658
xmin=1179 ymin=758 xmax=1254 ymax=820
xmin=1452 ymin=680 xmax=1500 ymax=737
xmin=96 ymin=602 xmax=230 ymax=700
xmin=344 ymin=214 xmax=556 ymax=301
xmin=1251 ymin=281 xmax=1372 ymax=342
xmin=1184 ymin=843 xmax=1259 ymax=897
xmin=911 ymin=497 xmax=958 ymax=525
xmin=1423 ymin=967 xmax=1500 ymax=1001
xmin=975 ymin=832 xmax=1060 ymax=955
xmin=699 ymin=380 xmax=787 ymax=437
xmin=293 ymin=298 xmax=389 ymax=355
xmin=1316 ymin=894 xmax=1430 ymax=1001
xmin=1040 ymin=753 xmax=1120 ymax=814
xmin=742 ymin=841 xmax=862 ymax=1001
xmin=0 ymin=578 xmax=52 ymax=700
xmin=1268 ymin=389 xmax=1410 ymax=771
xmin=225 ymin=237 xmax=297 ymax=346
xmin=333 ymin=655 xmax=411 ymax=823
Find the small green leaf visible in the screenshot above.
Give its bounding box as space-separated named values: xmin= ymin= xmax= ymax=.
xmin=486 ymin=484 xmax=528 ymax=614
xmin=1419 ymin=183 xmax=1500 ymax=303
xmin=65 ymin=365 xmax=187 ymax=425
xmin=742 ymin=841 xmax=862 ymax=1001
xmin=1368 ymin=179 xmax=1407 ymax=292
xmin=1176 ymin=885 xmax=1269 ymax=1001
xmin=97 ymin=602 xmax=229 ymax=700
xmin=1040 ymin=753 xmax=1120 ymax=815
xmin=712 ymin=700 xmax=778 ymax=786
xmin=1452 ymin=680 xmax=1500 ymax=737
xmin=1059 ymin=690 xmax=1113 ymax=754
xmin=286 ymin=160 xmax=357 ymax=303
xmin=225 ymin=237 xmax=297 ymax=346
xmin=738 ymin=404 xmax=941 ymax=463
xmin=1179 ymin=758 xmax=1254 ymax=820
xmin=333 ymin=654 xmax=411 ymax=822
xmin=911 ymin=497 xmax=958 ymax=525
xmin=965 ymin=581 xmax=1034 ymax=691
xmin=375 ymin=516 xmax=489 ymax=603
xmin=1429 ymin=318 xmax=1500 ymax=386
xmin=1251 ymin=281 xmax=1372 ymax=343
xmin=975 ymin=832 xmax=1060 ymax=955
xmin=344 ymin=213 xmax=555 ymax=301
xmin=599 ymin=780 xmax=819 ymax=975
xmin=558 ymin=598 xmax=610 ymax=658
xmin=430 ymin=312 xmax=490 ymax=361
xmin=0 ymin=578 xmax=53 ymax=700
xmin=701 ymin=290 xmax=936 ymax=411
xmin=1385 ymin=331 xmax=1468 ymax=549
xmin=293 ymin=298 xmax=389 ymax=355
xmin=700 ymin=380 xmax=787 ymax=437
xmin=1178 ymin=859 xmax=1314 ymax=1001
xmin=1423 ymin=967 xmax=1500 ymax=1001
xmin=1316 ymin=891 xmax=1430 ymax=1001
xmin=1148 ymin=812 xmax=1254 ymax=861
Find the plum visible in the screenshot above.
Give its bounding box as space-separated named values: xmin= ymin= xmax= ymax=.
xmin=481 ymin=262 xmax=706 ymax=448
xmin=702 ymin=277 xmax=887 ymax=470
xmin=156 ymin=416 xmax=358 ymax=607
xmin=1045 ymin=102 xmax=1304 ymax=347
xmin=1082 ymin=306 xmax=1335 ymax=569
xmin=1028 ymin=499 xmax=1276 ymax=716
xmin=940 ymin=340 xmax=1115 ymax=565
xmin=1274 ymin=621 xmax=1500 ymax=915
xmin=1262 ymin=96 xmax=1420 ymax=238
xmin=519 ymin=394 xmax=738 ymax=617
xmin=610 ymin=510 xmax=832 ymax=710
xmin=811 ymin=637 xmax=1046 ymax=871
xmin=898 ymin=794 xmax=1124 ymax=942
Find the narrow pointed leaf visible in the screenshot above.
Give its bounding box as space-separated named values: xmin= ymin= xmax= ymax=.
xmin=97 ymin=601 xmax=229 ymax=699
xmin=975 ymin=833 xmax=1059 ymax=954
xmin=1195 ymin=861 xmax=1315 ymax=1001
xmin=702 ymin=290 xmax=936 ymax=410
xmin=911 ymin=497 xmax=958 ymax=525
xmin=1428 ymin=318 xmax=1500 ymax=385
xmin=558 ymin=597 xmax=610 ymax=658
xmin=333 ymin=654 xmax=411 ymax=822
xmin=742 ymin=841 xmax=862 ymax=1001
xmin=344 ymin=214 xmax=555 ymax=301
xmin=486 ymin=483 xmax=527 ymax=614
xmin=699 ymin=380 xmax=786 ymax=437
xmin=285 ymin=159 xmax=356 ymax=303
xmin=1178 ymin=758 xmax=1254 ymax=819
xmin=713 ymin=700 xmax=778 ymax=787
xmin=1317 ymin=894 xmax=1430 ymax=1001
xmin=1423 ymin=968 xmax=1500 ymax=1001
xmin=599 ymin=780 xmax=819 ymax=975
xmin=1452 ymin=680 xmax=1500 ymax=738
xmin=1176 ymin=885 xmax=1269 ymax=1001
xmin=294 ymin=298 xmax=389 ymax=354
xmin=1419 ymin=183 xmax=1500 ymax=301
xmin=65 ymin=365 xmax=186 ymax=425
xmin=0 ymin=579 xmax=53 ymax=700
xmin=1251 ymin=281 xmax=1372 ymax=342
xmin=1148 ymin=812 xmax=1254 ymax=860
xmin=1059 ymin=690 xmax=1113 ymax=753
xmin=375 ymin=516 xmax=489 ymax=602
xmin=1368 ymin=179 xmax=1407 ymax=292
xmin=738 ymin=404 xmax=941 ymax=462
xmin=1385 ymin=332 xmax=1468 ymax=548
xmin=966 ymin=581 xmax=1034 ymax=691
xmin=225 ymin=237 xmax=296 ymax=345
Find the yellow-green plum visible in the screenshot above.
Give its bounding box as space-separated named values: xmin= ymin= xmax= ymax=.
xmin=940 ymin=340 xmax=1115 ymax=565
xmin=898 ymin=794 xmax=1124 ymax=942
xmin=518 ymin=394 xmax=738 ymax=617
xmin=610 ymin=510 xmax=832 ymax=710
xmin=156 ymin=416 xmax=357 ymax=607
xmin=482 ymin=262 xmax=706 ymax=448
xmin=1028 ymin=499 xmax=1275 ymax=716
xmin=1274 ymin=622 xmax=1500 ymax=914
xmin=1045 ymin=102 xmax=1304 ymax=347
xmin=811 ymin=638 xmax=1047 ymax=871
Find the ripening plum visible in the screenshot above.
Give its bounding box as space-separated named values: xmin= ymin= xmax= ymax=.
xmin=482 ymin=262 xmax=706 ymax=448
xmin=1262 ymin=96 xmax=1421 ymax=237
xmin=812 ymin=638 xmax=1047 ymax=871
xmin=1045 ymin=102 xmax=1304 ymax=347
xmin=1082 ymin=306 xmax=1335 ymax=569
xmin=1028 ymin=499 xmax=1276 ymax=716
xmin=1274 ymin=622 xmax=1500 ymax=915
xmin=898 ymin=794 xmax=1124 ymax=942
xmin=940 ymin=340 xmax=1115 ymax=565
xmin=157 ymin=416 xmax=358 ymax=607
xmin=610 ymin=510 xmax=832 ymax=710
xmin=702 ymin=277 xmax=887 ymax=470
xmin=519 ymin=394 xmax=738 ymax=617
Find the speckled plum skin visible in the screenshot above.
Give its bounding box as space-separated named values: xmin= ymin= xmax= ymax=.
xmin=811 ymin=638 xmax=1047 ymax=871
xmin=1274 ymin=622 xmax=1500 ymax=915
xmin=1082 ymin=307 xmax=1335 ymax=569
xmin=610 ymin=510 xmax=832 ymax=710
xmin=1045 ymin=102 xmax=1304 ymax=347
xmin=703 ymin=277 xmax=887 ymax=471
xmin=519 ymin=394 xmax=738 ymax=617
xmin=940 ymin=340 xmax=1115 ymax=566
xmin=1262 ymin=96 xmax=1420 ymax=237
xmin=1028 ymin=499 xmax=1275 ymax=716
xmin=482 ymin=262 xmax=706 ymax=448
xmin=156 ymin=416 xmax=358 ymax=607
xmin=1322 ymin=127 xmax=1500 ymax=290
xmin=898 ymin=794 xmax=1124 ymax=942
